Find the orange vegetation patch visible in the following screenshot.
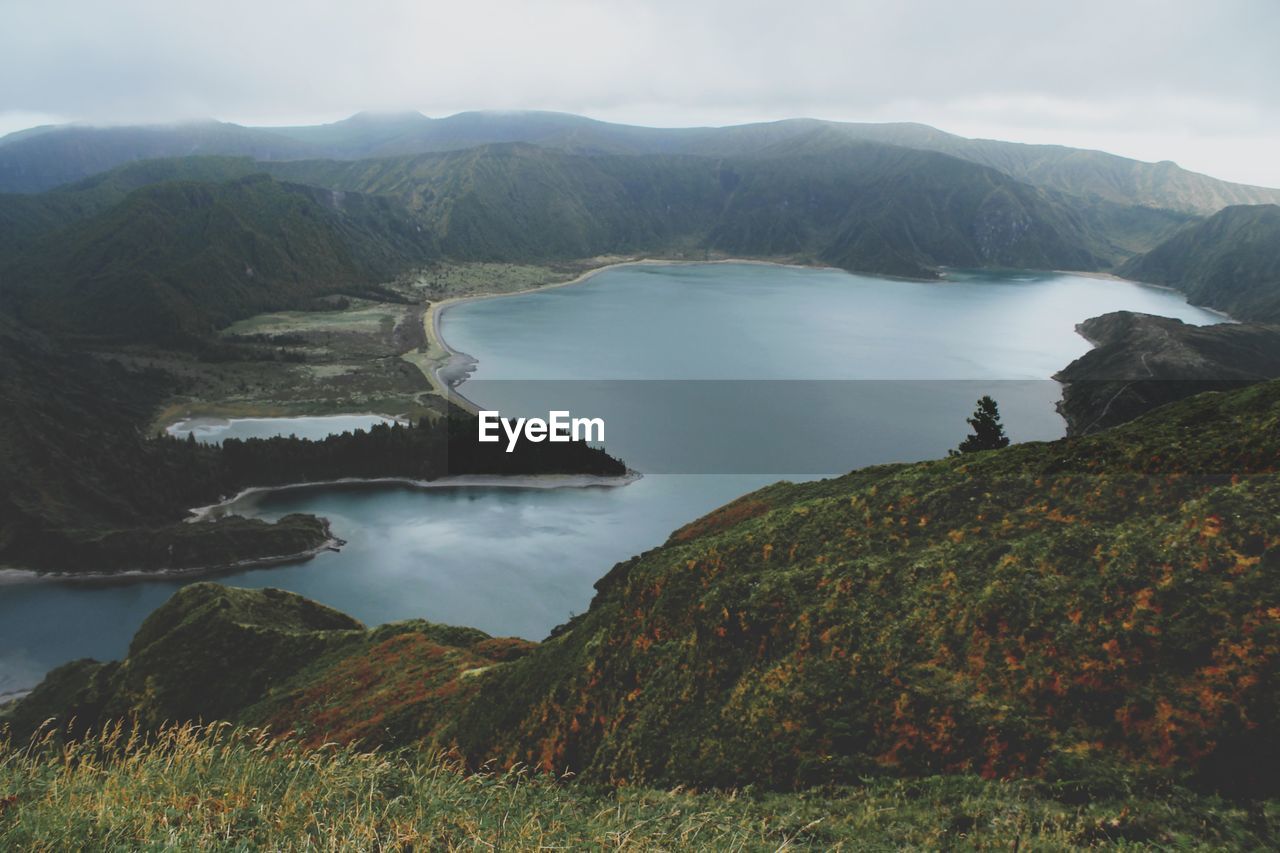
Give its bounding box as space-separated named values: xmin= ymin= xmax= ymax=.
xmin=262 ymin=631 xmax=520 ymax=748
xmin=669 ymin=498 xmax=772 ymax=543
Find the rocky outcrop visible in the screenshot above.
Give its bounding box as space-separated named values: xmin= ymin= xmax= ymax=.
xmin=1055 ymin=311 xmax=1280 ymax=434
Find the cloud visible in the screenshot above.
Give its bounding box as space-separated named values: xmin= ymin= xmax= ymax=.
xmin=2 ymin=0 xmax=1277 ymax=184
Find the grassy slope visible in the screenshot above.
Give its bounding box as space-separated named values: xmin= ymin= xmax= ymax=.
xmin=266 ymin=141 xmax=1113 ymax=276
xmin=1 ymin=141 xmax=1189 ymax=328
xmin=0 ymin=122 xmax=316 ymax=193
xmin=445 ymin=380 xmax=1280 ymax=792
xmin=1119 ymin=204 xmax=1280 ymax=323
xmin=0 ymin=156 xmax=266 ymax=255
xmin=9 ymin=381 xmax=1280 ymax=798
xmin=0 ymin=143 xmax=1124 ymax=352
xmin=3 ymin=174 xmax=436 ymax=346
xmin=2 ymin=725 xmax=1274 ymax=849
xmin=847 ymin=129 xmax=1280 ymax=216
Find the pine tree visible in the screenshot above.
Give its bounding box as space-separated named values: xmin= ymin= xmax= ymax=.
xmin=951 ymin=395 xmax=1010 ymax=456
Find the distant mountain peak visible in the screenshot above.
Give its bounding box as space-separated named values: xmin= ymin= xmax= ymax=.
xmin=2 ymin=110 xmax=1278 ymax=213
xmin=341 ymin=109 xmax=431 ymax=124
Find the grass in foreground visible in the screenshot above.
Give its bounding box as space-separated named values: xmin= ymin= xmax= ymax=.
xmin=1 ymin=724 xmax=1274 ymax=850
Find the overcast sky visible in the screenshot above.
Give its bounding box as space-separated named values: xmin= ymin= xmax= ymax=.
xmin=3 ymin=0 xmax=1278 ymax=186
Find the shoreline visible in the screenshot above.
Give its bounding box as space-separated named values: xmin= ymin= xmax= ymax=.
xmin=187 ymin=471 xmax=644 ymax=521
xmin=0 ymin=535 xmax=346 ymax=588
xmin=425 ymin=256 xmax=839 ymax=409
xmin=1050 ymin=268 xmax=1238 ymax=323
xmin=165 ymin=412 xmax=413 ymax=438
xmin=0 ymin=472 xmax=641 ymax=587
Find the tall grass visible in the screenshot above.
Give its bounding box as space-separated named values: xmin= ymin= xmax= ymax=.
xmin=0 ymin=723 xmax=1273 ymax=850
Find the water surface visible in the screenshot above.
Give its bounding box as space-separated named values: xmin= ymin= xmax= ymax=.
xmin=167 ymin=414 xmax=403 ymax=444
xmin=0 ymin=265 xmax=1225 ymax=690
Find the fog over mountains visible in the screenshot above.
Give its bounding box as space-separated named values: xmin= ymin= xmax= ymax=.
xmin=4 ymin=110 xmax=1279 ymax=213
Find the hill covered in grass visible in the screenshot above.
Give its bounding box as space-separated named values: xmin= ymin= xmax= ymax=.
xmin=0 ymin=120 xmax=315 ymax=193
xmin=10 ymin=380 xmax=1280 ymax=797
xmin=263 ymin=141 xmax=1125 ymax=276
xmin=1 ymin=174 xmax=436 ymax=346
xmin=2 ymin=139 xmax=1179 ymax=353
xmin=445 ymin=381 xmax=1280 ymax=794
xmin=0 ymin=142 xmax=1159 ymax=350
xmin=1119 ymin=204 xmax=1280 ymax=323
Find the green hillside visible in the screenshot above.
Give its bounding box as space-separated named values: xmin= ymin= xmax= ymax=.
xmin=11 ymin=379 xmax=1280 ymax=797
xmin=0 ymin=304 xmax=622 ymax=573
xmin=7 ymin=111 xmax=1278 ymax=217
xmin=0 ymin=143 xmax=1131 ymax=343
xmin=0 ymin=308 xmax=340 ymax=571
xmin=0 ymin=157 xmax=266 ymax=256
xmin=265 ymin=141 xmax=1114 ymax=276
xmin=3 ymin=174 xmax=436 ymax=345
xmin=815 ymin=126 xmax=1280 ymax=215
xmin=1119 ymin=204 xmax=1280 ymax=323
xmin=0 ymin=121 xmax=316 ymax=193
xmin=446 ymin=381 xmax=1280 ymax=793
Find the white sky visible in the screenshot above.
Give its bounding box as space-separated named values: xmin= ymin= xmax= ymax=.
xmin=2 ymin=0 xmax=1277 ymax=187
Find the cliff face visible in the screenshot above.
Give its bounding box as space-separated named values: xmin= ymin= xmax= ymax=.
xmin=11 ymin=380 xmax=1280 ymax=794
xmin=1118 ymin=204 xmax=1280 ymax=323
xmin=1055 ymin=311 xmax=1280 ymax=434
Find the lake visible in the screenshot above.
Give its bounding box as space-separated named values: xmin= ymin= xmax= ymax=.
xmin=167 ymin=414 xmax=404 ymax=444
xmin=0 ymin=264 xmax=1225 ymax=692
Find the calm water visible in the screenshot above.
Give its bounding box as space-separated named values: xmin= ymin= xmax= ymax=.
xmin=167 ymin=414 xmax=403 ymax=444
xmin=0 ymin=265 xmax=1224 ymax=692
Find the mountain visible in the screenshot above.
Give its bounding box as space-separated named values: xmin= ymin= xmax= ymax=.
xmin=1 ymin=143 xmax=1121 ymax=309
xmin=12 ymin=378 xmax=1280 ymax=795
xmin=5 ymin=111 xmax=1278 ymax=217
xmin=0 ymin=120 xmax=318 ymax=193
xmin=1055 ymin=311 xmax=1280 ymax=433
xmin=1119 ymin=204 xmax=1280 ymax=323
xmin=0 ymin=156 xmax=266 ymax=256
xmin=270 ymin=110 xmax=436 ymax=157
xmin=814 ymin=125 xmax=1280 ymax=215
xmin=264 ymin=141 xmax=1114 ymax=276
xmin=2 ymin=173 xmax=436 ymax=345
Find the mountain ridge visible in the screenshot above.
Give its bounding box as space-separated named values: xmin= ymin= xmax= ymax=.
xmin=1119 ymin=204 xmax=1280 ymax=323
xmin=3 ymin=111 xmax=1276 ymax=215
